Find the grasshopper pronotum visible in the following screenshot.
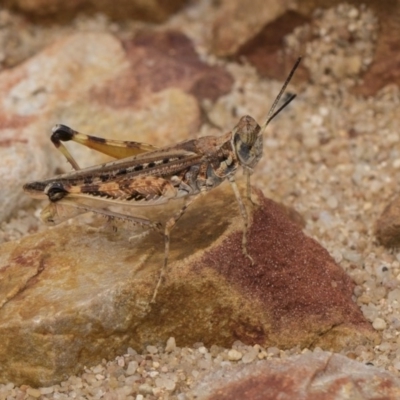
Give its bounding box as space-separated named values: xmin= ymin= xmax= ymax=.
xmin=24 ymin=57 xmax=301 ymax=303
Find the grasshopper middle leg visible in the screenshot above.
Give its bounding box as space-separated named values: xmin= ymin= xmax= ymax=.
xmin=150 ymin=194 xmax=201 ymax=304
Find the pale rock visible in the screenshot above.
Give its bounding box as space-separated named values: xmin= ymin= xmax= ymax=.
xmin=1 ymin=30 xmax=232 ymax=223
xmin=210 ymin=0 xmax=292 ymax=56
xmin=242 ymin=348 xmax=259 ymax=364
xmin=39 ymin=387 xmax=54 ymax=395
xmin=227 ymin=349 xmax=243 ymax=361
xmin=165 ymin=337 xmax=177 ymax=352
xmin=388 ymin=288 xmax=400 ymax=303
xmin=372 ymin=318 xmax=387 ymax=330
xmin=26 ymin=387 xmax=41 ymax=398
xmin=126 ymin=361 xmax=138 ymax=376
xmin=139 ymin=384 xmax=153 ymax=395
xmin=146 ymin=345 xmax=158 ymax=354
xmin=191 ymin=352 xmax=400 ymax=399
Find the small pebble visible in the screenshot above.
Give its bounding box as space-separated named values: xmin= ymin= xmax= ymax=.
xmin=39 ymin=387 xmax=54 ymax=395
xmin=372 ymin=318 xmax=387 ymax=330
xmin=327 ymin=196 xmax=338 ymax=209
xmin=139 ymin=384 xmax=153 ymax=395
xmin=147 ymin=345 xmax=158 ymax=354
xmin=165 ymin=337 xmax=176 ymax=352
xmin=267 ymin=347 xmax=280 ymax=356
xmin=227 ymin=349 xmax=243 ymax=361
xmin=26 ymin=388 xmax=41 ymax=398
xmin=198 ymin=346 xmax=207 ymax=354
xmin=394 ymin=361 xmax=400 ymax=371
xmin=242 ymin=348 xmax=258 ymax=364
xmin=126 ymin=361 xmax=138 ymax=375
xmin=92 ymin=365 xmax=103 ymax=374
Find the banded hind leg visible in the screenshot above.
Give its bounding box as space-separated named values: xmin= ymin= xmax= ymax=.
xmin=50 ymin=124 xmax=158 ymax=170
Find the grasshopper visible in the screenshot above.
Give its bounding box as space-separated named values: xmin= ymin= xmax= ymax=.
xmin=23 ymin=57 xmax=301 ymax=303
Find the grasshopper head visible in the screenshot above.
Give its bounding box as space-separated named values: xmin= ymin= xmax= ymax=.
xmin=231 ymin=58 xmax=301 ymax=170
xmin=233 ymin=115 xmax=263 ymax=169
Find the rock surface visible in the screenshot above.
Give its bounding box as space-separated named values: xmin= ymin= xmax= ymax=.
xmin=375 ymin=195 xmax=400 ymax=248
xmin=192 ymin=351 xmax=400 ymax=400
xmin=3 ymin=0 xmax=187 ymax=22
xmin=0 ymin=30 xmax=232 ymax=222
xmin=210 ymin=0 xmax=293 ymax=57
xmin=234 ymin=0 xmax=399 ymax=96
xmin=237 ymin=4 xmax=376 ymax=83
xmin=0 ymin=185 xmax=378 ymax=386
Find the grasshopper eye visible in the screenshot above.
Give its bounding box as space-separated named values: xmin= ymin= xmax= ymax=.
xmin=44 ymin=182 xmax=68 ymax=202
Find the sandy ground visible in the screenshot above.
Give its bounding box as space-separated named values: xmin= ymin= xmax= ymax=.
xmin=1 ymin=1 xmax=400 ymax=399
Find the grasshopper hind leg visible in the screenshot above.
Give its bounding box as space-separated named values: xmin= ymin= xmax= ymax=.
xmin=50 ymin=124 xmax=158 ymax=171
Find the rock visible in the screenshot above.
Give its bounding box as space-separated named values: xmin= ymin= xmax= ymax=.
xmin=210 ymin=0 xmax=292 ymax=56
xmin=352 ymin=2 xmax=400 ymax=96
xmin=3 ymin=0 xmax=188 ymax=23
xmin=0 ymin=32 xmax=126 ymax=222
xmin=120 ymin=30 xmax=234 ymax=104
xmin=235 ymin=2 xmax=379 ymax=84
xmin=375 ymin=196 xmax=400 ymax=248
xmin=0 ymin=185 xmax=378 ymax=386
xmin=0 ymin=30 xmax=232 ymax=222
xmin=235 ymin=10 xmax=311 ymax=82
xmin=191 ymin=351 xmax=400 ymax=399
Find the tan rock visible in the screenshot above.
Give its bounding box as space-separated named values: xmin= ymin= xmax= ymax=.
xmin=0 ymin=32 xmax=128 ymax=221
xmin=0 ymin=185 xmax=378 ymax=386
xmin=235 ymin=10 xmax=310 ymax=82
xmin=235 ymin=2 xmax=379 ymax=84
xmin=238 ymin=0 xmax=400 ymax=96
xmin=192 ymin=351 xmax=400 ymax=399
xmin=3 ymin=0 xmax=188 ymax=23
xmin=0 ymin=30 xmax=232 ymax=222
xmin=351 ymin=1 xmax=400 ymax=96
xmin=375 ymin=195 xmax=400 ymax=248
xmin=210 ymin=0 xmax=293 ymax=56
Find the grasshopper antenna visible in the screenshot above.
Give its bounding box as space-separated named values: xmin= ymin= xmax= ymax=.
xmin=262 ymin=57 xmax=301 ymax=132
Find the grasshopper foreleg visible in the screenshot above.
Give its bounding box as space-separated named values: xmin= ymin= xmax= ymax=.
xmin=229 ymin=177 xmax=254 ymax=265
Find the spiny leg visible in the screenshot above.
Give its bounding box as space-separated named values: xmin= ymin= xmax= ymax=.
xmin=229 ymin=177 xmax=254 ymax=264
xmin=50 ymin=124 xmax=158 ymax=170
xmin=244 ymin=167 xmax=254 ymax=202
xmin=150 ymin=194 xmax=201 ymax=304
xmin=244 ymin=167 xmax=259 ymax=206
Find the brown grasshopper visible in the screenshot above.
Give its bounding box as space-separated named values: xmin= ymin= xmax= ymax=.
xmin=23 ymin=57 xmax=301 ymax=303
